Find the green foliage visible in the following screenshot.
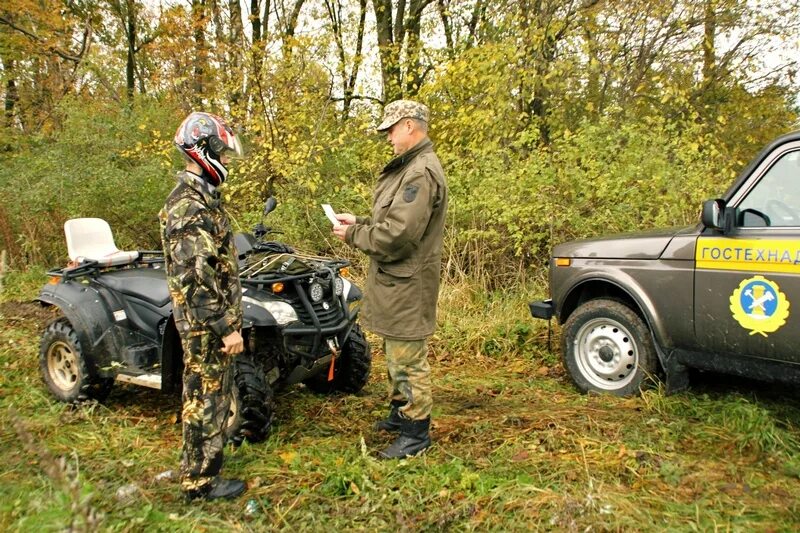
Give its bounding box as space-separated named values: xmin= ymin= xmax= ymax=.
xmin=0 ymin=267 xmax=45 ymax=303
xmin=435 ymin=114 xmax=748 ymax=285
xmin=0 ymin=97 xmax=182 ymax=265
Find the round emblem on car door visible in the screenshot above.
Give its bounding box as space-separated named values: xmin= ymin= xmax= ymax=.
xmin=729 ymin=275 xmax=790 ymax=337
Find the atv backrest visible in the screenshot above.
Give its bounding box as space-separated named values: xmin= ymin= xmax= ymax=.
xmin=64 ymin=218 xmax=140 ymax=267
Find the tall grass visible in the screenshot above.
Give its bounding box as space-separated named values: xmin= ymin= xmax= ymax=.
xmin=2 ymin=278 xmax=800 ymax=530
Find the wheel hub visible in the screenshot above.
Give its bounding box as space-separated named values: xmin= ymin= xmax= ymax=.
xmin=47 ymin=341 xmax=79 ymax=391
xmin=598 ymin=345 xmax=615 ymax=362
xmin=574 ymin=317 xmax=638 ymax=389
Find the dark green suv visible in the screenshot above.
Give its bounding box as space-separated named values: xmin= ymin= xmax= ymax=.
xmin=530 ymin=131 xmax=800 ymax=396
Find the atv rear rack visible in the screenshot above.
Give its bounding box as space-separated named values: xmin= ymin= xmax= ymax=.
xmin=46 ymin=251 xmax=165 ymax=281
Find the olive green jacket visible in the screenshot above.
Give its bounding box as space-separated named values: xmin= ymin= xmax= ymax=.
xmin=345 ymin=138 xmax=448 ymax=340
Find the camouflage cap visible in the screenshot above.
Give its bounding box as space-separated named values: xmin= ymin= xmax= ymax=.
xmin=377 ymin=100 xmax=430 ymax=131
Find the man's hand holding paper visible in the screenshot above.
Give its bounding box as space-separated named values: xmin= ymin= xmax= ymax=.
xmin=328 ymin=207 xmax=355 ymax=241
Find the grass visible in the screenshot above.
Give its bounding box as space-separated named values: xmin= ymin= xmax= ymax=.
xmin=1 ymin=271 xmax=800 ymax=531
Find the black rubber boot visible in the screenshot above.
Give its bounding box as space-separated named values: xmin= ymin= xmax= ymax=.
xmin=185 ymin=477 xmax=246 ymax=502
xmin=378 ymin=417 xmax=431 ymax=459
xmin=374 ymin=399 xmax=407 ymax=433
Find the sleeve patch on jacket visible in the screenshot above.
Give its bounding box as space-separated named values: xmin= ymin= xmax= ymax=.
xmin=403 ymin=184 xmax=420 ymax=203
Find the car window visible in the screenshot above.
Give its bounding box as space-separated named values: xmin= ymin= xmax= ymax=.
xmin=738 ymin=149 xmax=800 ymax=227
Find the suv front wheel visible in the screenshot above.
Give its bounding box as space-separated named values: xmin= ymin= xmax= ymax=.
xmin=562 ymin=299 xmax=657 ymax=396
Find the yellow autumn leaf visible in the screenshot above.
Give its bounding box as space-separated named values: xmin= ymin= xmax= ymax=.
xmin=509 ymin=360 xmax=528 ymax=374
xmin=280 ymin=451 xmax=296 ymax=464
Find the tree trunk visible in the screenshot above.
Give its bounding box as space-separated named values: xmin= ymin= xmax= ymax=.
xmin=125 ymin=0 xmax=136 ymax=102
xmin=404 ymin=0 xmax=431 ymax=96
xmin=466 ymin=0 xmax=485 ymax=47
xmin=436 ymin=0 xmax=454 ymax=58
xmin=2 ymin=57 xmax=17 ymax=129
xmin=372 ymin=0 xmax=401 ymax=102
xmin=344 ymin=0 xmax=368 ymax=117
xmin=280 ymin=0 xmax=305 ymax=60
xmin=193 ymin=0 xmax=207 ymax=106
xmin=702 ymin=0 xmax=716 ymax=87
xmin=251 ymin=0 xmax=261 ymax=42
xmin=326 ymin=0 xmax=367 ymax=118
xmin=228 ymin=0 xmax=244 ymax=106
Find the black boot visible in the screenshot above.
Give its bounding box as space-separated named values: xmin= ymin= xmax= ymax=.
xmin=185 ymin=477 xmax=246 ymax=502
xmin=378 ymin=417 xmax=431 ymax=459
xmin=374 ymin=399 xmax=407 ymax=433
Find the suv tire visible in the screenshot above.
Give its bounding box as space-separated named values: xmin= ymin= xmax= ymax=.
xmin=562 ymin=299 xmax=657 ymax=396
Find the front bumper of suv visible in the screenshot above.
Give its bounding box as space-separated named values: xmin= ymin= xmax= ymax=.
xmin=529 ymin=299 xmax=554 ymax=320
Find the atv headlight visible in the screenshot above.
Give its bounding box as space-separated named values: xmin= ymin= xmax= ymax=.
xmin=309 ymin=282 xmax=324 ymax=302
xmin=334 ymin=277 xmax=344 ymax=296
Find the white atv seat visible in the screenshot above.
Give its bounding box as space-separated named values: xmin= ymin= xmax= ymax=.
xmin=64 ymin=218 xmax=140 ymax=267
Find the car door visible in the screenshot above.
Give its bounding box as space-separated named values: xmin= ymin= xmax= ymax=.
xmin=694 ymin=142 xmax=800 ymax=363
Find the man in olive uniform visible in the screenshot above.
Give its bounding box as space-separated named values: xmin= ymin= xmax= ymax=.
xmin=333 ymin=100 xmax=448 ymax=458
xmin=160 ymin=112 xmax=246 ymax=501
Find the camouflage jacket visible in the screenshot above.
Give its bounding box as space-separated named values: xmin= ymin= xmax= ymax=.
xmin=159 ymin=171 xmax=242 ymax=339
xmin=345 ymin=138 xmax=448 ymax=340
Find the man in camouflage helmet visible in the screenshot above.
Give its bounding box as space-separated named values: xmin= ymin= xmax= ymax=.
xmin=333 ymin=100 xmax=448 ymax=458
xmin=160 ymin=112 xmax=246 ymax=501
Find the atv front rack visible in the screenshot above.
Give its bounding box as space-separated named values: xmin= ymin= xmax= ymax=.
xmin=238 ymin=250 xmax=350 ymax=283
xmin=239 ymin=251 xmax=358 ymax=362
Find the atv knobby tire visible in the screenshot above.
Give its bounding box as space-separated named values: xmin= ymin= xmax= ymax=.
xmin=39 ymin=318 xmax=113 ymax=403
xmin=304 ymin=324 xmax=372 ymax=394
xmin=226 ymin=353 xmax=274 ymax=446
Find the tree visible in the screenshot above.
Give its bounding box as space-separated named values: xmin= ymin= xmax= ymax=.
xmin=104 ymin=0 xmax=160 ymax=102
xmin=514 ymin=0 xmax=600 ymax=145
xmin=0 ymin=0 xmax=93 ymax=132
xmin=324 ymin=0 xmax=368 ymax=118
xmin=436 ymin=0 xmax=487 ymax=57
xmin=371 ymin=0 xmax=434 ymax=102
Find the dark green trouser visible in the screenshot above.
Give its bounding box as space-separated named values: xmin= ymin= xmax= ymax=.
xmin=384 ymin=338 xmax=432 ymax=420
xmin=179 ymin=332 xmax=231 ymax=493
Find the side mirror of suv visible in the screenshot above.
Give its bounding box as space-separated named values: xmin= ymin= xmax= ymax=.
xmin=701 ymin=199 xmax=726 ymax=231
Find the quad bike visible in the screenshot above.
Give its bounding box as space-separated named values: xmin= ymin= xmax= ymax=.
xmin=37 ymin=198 xmax=372 ymax=444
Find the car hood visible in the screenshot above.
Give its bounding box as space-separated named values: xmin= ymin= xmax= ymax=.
xmin=553 ymin=226 xmax=694 ymax=259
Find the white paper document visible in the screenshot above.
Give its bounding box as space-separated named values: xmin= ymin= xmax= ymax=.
xmin=322 ymin=204 xmax=340 ymax=226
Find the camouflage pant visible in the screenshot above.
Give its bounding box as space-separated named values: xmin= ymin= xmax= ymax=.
xmin=384 ymin=337 xmax=432 ymax=420
xmin=179 ymin=331 xmax=231 ymax=493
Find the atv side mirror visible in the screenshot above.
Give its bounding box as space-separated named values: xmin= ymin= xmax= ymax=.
xmin=264 ymin=197 xmax=277 ymax=216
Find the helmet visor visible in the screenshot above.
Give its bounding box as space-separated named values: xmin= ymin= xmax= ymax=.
xmin=227 ymin=133 xmax=245 ymax=159
xmin=209 ymin=132 xmax=246 ymax=160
